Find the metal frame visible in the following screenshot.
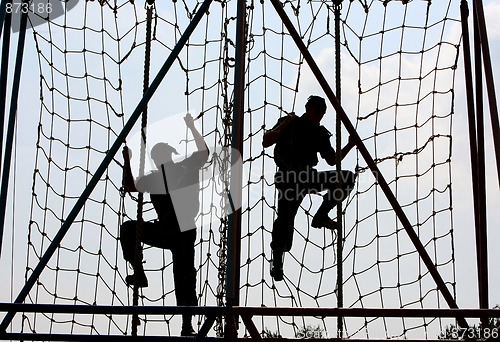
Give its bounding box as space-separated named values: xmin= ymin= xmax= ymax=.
xmin=1 ymin=303 xmax=499 ymax=341
xmin=460 ymin=0 xmax=499 ymax=326
xmin=0 ymin=0 xmax=28 ymax=261
xmin=0 ymin=0 xmax=8 ymax=38
xmin=460 ymin=0 xmax=483 ymax=318
xmin=471 ymin=0 xmax=500 ymax=185
xmin=225 ymin=0 xmax=247 ymax=336
xmin=0 ymin=0 xmax=13 ymax=165
xmin=226 ymin=0 xmax=247 ymax=311
xmin=0 ymin=0 xmax=498 ymax=338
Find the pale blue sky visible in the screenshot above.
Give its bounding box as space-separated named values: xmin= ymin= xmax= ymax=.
xmin=0 ymin=0 xmax=499 ymax=338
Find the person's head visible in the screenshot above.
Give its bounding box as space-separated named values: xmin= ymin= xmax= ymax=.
xmin=305 ymin=95 xmax=327 ymax=125
xmin=150 ymin=142 xmax=179 ymax=168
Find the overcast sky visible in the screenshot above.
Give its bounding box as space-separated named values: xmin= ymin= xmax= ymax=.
xmin=0 ymin=0 xmax=499 ymax=338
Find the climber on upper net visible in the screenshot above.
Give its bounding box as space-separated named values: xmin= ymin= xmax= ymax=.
xmin=120 ymin=113 xmax=209 ymax=336
xmin=262 ymin=95 xmax=356 ymax=281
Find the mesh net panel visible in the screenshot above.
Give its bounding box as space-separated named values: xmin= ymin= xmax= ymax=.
xmin=22 ymin=0 xmax=459 ymax=338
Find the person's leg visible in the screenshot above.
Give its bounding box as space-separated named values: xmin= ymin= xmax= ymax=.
xmin=270 ymin=171 xmax=305 ymax=280
xmin=308 ymin=170 xmax=356 ymax=229
xmin=271 ymin=171 xmax=306 ymax=252
xmin=120 ymin=220 xmax=139 ymax=264
xmin=171 ymin=229 xmax=197 ymax=336
xmin=120 ymin=220 xmax=160 ymax=287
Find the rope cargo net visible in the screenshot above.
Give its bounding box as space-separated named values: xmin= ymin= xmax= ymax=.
xmin=21 ymin=0 xmax=458 ymax=338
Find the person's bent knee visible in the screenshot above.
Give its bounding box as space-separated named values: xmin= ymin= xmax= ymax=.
xmin=270 ymin=241 xmax=292 ymax=253
xmin=120 ymin=220 xmax=136 ymax=237
xmin=120 ymin=220 xmax=138 ymax=248
xmin=119 ymin=220 xmax=138 ymax=263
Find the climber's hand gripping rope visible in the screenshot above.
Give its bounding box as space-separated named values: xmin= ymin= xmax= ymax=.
xmin=122 ymin=146 xmax=137 ymax=192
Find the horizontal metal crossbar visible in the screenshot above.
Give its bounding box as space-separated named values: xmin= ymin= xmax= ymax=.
xmin=1 ymin=303 xmax=499 ymax=318
xmin=0 ymin=333 xmax=473 ymax=342
xmin=1 ymin=304 xmax=498 ymax=341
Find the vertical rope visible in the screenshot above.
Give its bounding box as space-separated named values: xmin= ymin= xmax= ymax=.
xmin=132 ymin=1 xmax=154 ymax=336
xmin=333 ymin=0 xmax=343 ymax=338
xmin=214 ymin=0 xmax=232 ymax=335
xmin=18 ymin=0 xmax=460 ymax=338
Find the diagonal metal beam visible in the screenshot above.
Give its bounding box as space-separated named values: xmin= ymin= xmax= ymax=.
xmin=472 ymin=0 xmax=500 ymax=187
xmin=0 ymin=0 xmax=12 ymax=166
xmin=193 ymin=315 xmax=216 ymax=341
xmin=0 ymin=0 xmax=8 ymax=39
xmin=0 ymin=0 xmax=25 ymax=263
xmin=0 ymin=0 xmax=214 ymax=331
xmin=268 ymin=0 xmax=468 ymax=329
xmin=240 ymin=315 xmax=263 ymax=341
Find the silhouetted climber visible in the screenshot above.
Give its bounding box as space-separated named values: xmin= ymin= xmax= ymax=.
xmin=120 ymin=113 xmax=209 ymax=336
xmin=262 ymin=95 xmax=356 ymax=281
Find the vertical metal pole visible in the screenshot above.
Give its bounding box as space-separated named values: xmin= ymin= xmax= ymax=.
xmin=472 ymin=0 xmax=500 ymax=187
xmin=0 ymin=0 xmax=8 ymax=38
xmin=226 ymin=0 xmax=246 ymax=309
xmin=0 ymin=0 xmax=213 ymax=330
xmin=333 ymin=1 xmax=343 ymax=339
xmin=225 ymin=0 xmax=246 ymax=337
xmin=0 ymin=0 xmax=26 ymax=262
xmin=0 ymin=0 xmax=13 ymax=165
xmin=472 ymin=0 xmax=489 ymax=325
xmin=268 ymin=0 xmax=468 ymax=328
xmin=460 ymin=0 xmax=485 ymax=318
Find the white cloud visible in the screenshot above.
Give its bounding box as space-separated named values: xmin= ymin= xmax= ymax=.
xmin=484 ymin=1 xmax=500 ymax=39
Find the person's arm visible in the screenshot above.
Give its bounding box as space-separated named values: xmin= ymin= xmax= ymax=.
xmin=122 ymin=146 xmax=138 ymax=192
xmin=262 ymin=112 xmax=297 ymax=148
xmin=184 ymin=113 xmax=209 ymax=158
xmin=324 ymin=135 xmax=356 ymax=166
xmin=339 ymin=134 xmax=356 ymax=160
